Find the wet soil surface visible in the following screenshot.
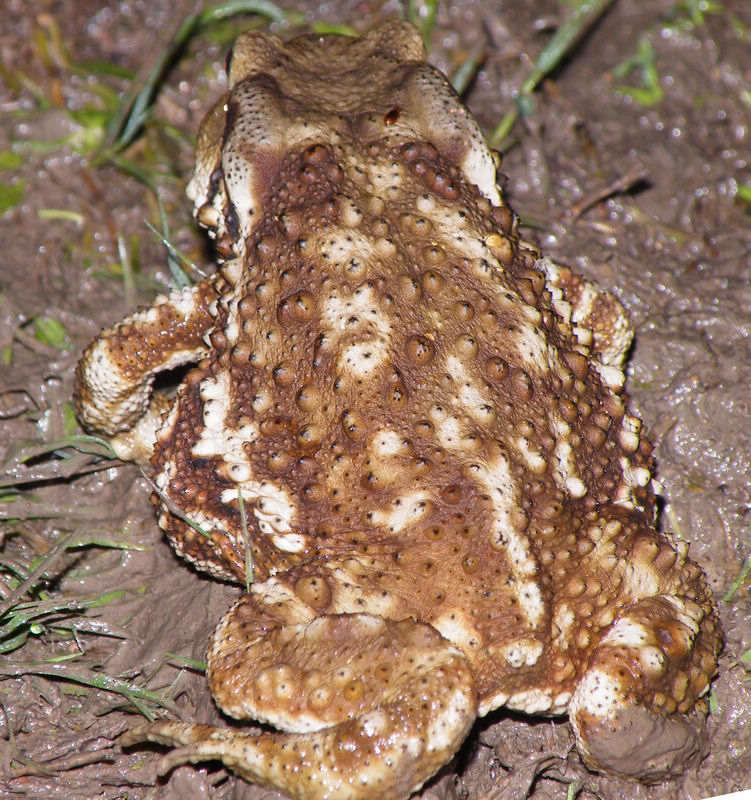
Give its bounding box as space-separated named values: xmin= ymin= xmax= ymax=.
xmin=1 ymin=1 xmax=750 ymax=798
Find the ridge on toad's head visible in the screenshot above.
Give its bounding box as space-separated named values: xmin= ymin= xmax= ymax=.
xmin=227 ymin=21 xmax=426 ymax=88
xmin=187 ymin=22 xmax=500 ymax=264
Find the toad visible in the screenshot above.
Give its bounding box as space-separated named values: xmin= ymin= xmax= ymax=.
xmin=75 ymin=21 xmax=721 ymax=800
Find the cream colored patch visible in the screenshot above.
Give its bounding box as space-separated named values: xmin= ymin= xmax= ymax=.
xmin=537 ymin=258 xmax=573 ymax=324
xmin=220 ymin=294 xmax=243 ymax=346
xmin=425 ymin=649 xmax=477 ymax=751
xmin=361 ymin=710 xmax=389 ymax=738
xmin=219 ymin=156 xmax=253 ymax=258
xmin=251 ymin=387 xmax=273 ymax=414
xmin=340 ymin=339 xmax=389 ymax=379
xmin=663 ymin=595 xmax=702 ymax=634
xmin=621 ymin=458 xmax=651 ymax=488
xmin=469 ymin=256 xmax=500 ymax=284
xmin=429 ymin=404 xmax=543 ymax=629
xmin=521 ymin=304 xmax=542 ymax=325
xmin=430 ymin=406 xmax=463 ymax=449
xmin=551 ymin=416 xmax=587 ymax=498
xmin=340 ymin=198 xmax=363 ymax=228
xmin=80 ymin=328 xmax=203 ymax=435
xmin=371 ymin=429 xmax=408 ymax=458
xmin=571 ymin=281 xmax=598 ymax=325
xmin=468 ymin=457 xmax=544 ymax=628
xmin=164 ymin=285 xmax=203 ymax=318
xmin=432 ymin=610 xmax=481 ymax=651
xmin=366 ymin=159 xmax=403 ymax=193
xmin=514 ymin=321 xmax=550 ymax=370
xmin=329 ymin=568 xmax=398 ymax=616
xmin=221 ymin=481 xmax=301 ymax=552
xmin=572 ymin=324 xmax=593 ymax=349
xmin=416 ymin=194 xmax=436 ymax=214
xmin=552 ymin=603 xmax=575 ymax=649
xmin=500 ymin=638 xmax=543 ymax=669
xmin=371 ymin=491 xmax=429 ymax=532
xmin=601 ymin=618 xmax=650 ymax=648
xmin=315 ymin=229 xmax=376 ymax=274
xmin=639 ymin=645 xmax=667 ymax=675
xmin=190 ymin=374 xmax=302 ymax=552
xmin=570 ymin=668 xmax=621 ymax=718
xmin=322 ymin=283 xmax=392 ymax=380
xmin=478 ymin=688 xmax=509 ymax=716
xmin=469 ymin=459 xmax=532 ymax=572
xmin=595 ymin=362 xmax=626 ymax=389
xmin=251 ymin=578 xmax=317 ymax=624
xmin=621 ymin=560 xmax=660 ymax=599
xmin=614 ymin=482 xmax=636 ymax=510
xmin=445 ymin=355 xmax=494 ymax=424
xmin=193 ymin=373 xmax=258 ymax=460
xmin=619 ymin=414 xmax=641 ymax=452
xmin=322 ymin=284 xmax=390 ymax=336
xmin=462 ymin=141 xmax=501 ymax=204
xmin=552 ymin=691 xmax=572 ymax=712
xmin=413 ymin=193 xmax=500 ymax=263
xmin=517 ymin=580 xmax=545 ymax=629
xmin=200 ymin=399 xmax=225 ymax=441
xmin=155 ymin=396 xmax=181 ymax=449
xmin=516 ymin=436 xmax=547 ymax=473
xmin=507 ymin=688 xmax=552 ymax=714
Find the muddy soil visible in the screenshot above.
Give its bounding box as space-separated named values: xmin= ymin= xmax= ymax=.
xmin=1 ymin=1 xmax=750 ymax=798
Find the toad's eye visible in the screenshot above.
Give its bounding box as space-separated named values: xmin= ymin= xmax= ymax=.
xmin=384 ymin=107 xmax=401 ymax=125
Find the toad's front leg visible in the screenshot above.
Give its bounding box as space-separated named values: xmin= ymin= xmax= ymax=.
xmin=122 ymin=591 xmax=477 ymax=800
xmin=74 ymin=276 xmax=221 ymax=463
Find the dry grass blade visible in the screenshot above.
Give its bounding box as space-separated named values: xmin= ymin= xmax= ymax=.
xmin=567 ymin=166 xmax=648 ymax=220
xmin=8 ymin=749 xmax=117 ymax=779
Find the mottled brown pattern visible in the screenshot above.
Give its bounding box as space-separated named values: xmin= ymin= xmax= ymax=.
xmin=76 ymin=21 xmax=721 ymax=800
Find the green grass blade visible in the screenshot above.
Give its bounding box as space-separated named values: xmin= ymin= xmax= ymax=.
xmin=406 ymin=0 xmax=439 ymax=50
xmin=489 ymin=0 xmax=616 ymax=148
xmin=100 ymin=1 xmax=286 ymax=157
xmin=723 ymin=554 xmax=751 ymax=602
xmin=16 ymin=434 xmax=117 ymax=462
xmin=0 ymin=662 xmax=177 ymax=718
xmin=144 ymin=220 xmax=199 ymax=287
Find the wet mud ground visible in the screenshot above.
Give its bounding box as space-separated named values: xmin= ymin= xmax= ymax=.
xmin=1 ymin=1 xmax=750 ymax=798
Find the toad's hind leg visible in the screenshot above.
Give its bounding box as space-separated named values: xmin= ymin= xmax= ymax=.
xmin=74 ymin=278 xmax=219 ymax=463
xmin=122 ymin=593 xmax=477 ymax=800
xmin=569 ymin=586 xmax=721 ymax=781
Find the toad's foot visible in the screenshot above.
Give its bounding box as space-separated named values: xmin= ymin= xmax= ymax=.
xmin=569 ymin=594 xmax=720 ymax=781
xmin=122 ymin=602 xmax=477 ymax=800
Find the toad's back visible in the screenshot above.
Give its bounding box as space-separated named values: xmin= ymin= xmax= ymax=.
xmin=75 ymin=22 xmax=721 ymax=800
